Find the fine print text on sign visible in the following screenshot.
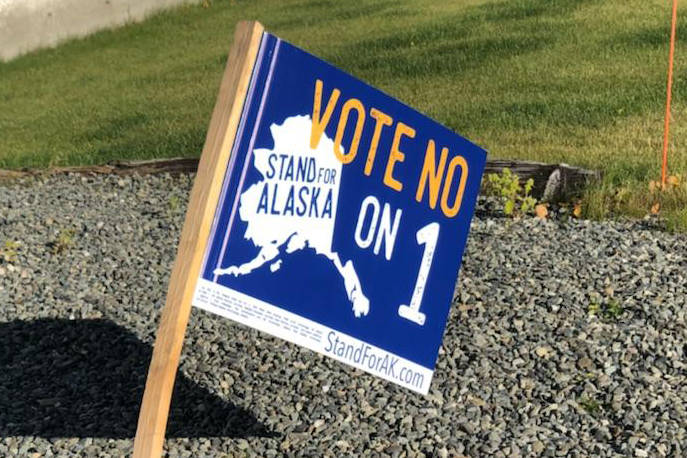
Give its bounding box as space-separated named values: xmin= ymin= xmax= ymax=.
xmin=192 ymin=32 xmax=486 ymax=394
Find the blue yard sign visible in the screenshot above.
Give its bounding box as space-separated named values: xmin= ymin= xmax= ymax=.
xmin=192 ymin=32 xmax=486 ymax=394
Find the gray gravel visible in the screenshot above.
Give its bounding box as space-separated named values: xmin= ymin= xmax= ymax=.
xmin=1 ymin=173 xmax=686 ymax=457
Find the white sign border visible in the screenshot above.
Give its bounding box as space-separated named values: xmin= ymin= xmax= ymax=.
xmin=193 ymin=278 xmax=433 ymax=394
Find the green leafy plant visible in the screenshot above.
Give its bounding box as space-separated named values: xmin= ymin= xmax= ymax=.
xmin=587 ymin=302 xmax=601 ymax=316
xmin=485 ymin=168 xmax=537 ymax=217
xmin=0 ymin=240 xmax=20 ymax=263
xmin=579 ymin=396 xmax=601 ymax=416
xmin=588 ymin=299 xmax=623 ymax=321
xmin=51 ymin=228 xmax=76 ymax=254
xmin=605 ymin=299 xmax=623 ymax=320
xmin=168 ymin=195 xmax=181 ymax=213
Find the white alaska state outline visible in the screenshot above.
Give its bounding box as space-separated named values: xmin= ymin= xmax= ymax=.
xmin=213 ymin=115 xmax=370 ymax=318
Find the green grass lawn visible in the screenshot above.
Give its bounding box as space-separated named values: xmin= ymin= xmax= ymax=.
xmin=1 ymin=0 xmax=686 ymax=225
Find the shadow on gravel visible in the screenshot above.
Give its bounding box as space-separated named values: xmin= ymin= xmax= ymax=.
xmin=0 ymin=318 xmax=273 ymax=439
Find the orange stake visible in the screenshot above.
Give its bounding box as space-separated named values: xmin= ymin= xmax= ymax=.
xmin=662 ymin=0 xmax=679 ymax=187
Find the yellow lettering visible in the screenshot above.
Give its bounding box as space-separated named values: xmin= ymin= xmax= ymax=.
xmin=364 ymin=108 xmax=393 ymax=176
xmin=334 ymin=98 xmax=365 ymax=164
xmin=384 ymin=122 xmax=415 ymax=192
xmin=310 ymin=79 xmax=340 ymax=150
xmin=440 ymin=155 xmax=469 ymax=217
xmin=415 ymin=140 xmax=448 ymax=209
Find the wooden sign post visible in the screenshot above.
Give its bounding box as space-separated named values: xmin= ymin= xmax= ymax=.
xmin=133 ymin=21 xmax=264 ymax=458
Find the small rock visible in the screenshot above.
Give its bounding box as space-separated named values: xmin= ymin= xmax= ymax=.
xmin=578 ymin=357 xmax=595 ymax=371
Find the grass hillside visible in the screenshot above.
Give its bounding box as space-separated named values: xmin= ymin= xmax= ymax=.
xmin=1 ymin=0 xmax=686 ymax=226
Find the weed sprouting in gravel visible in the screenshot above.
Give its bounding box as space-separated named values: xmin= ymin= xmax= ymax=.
xmin=0 ymin=240 xmax=20 ymax=263
xmin=49 ymin=228 xmax=76 ymax=255
xmin=579 ymin=396 xmax=601 ymax=416
xmin=587 ymin=302 xmax=601 ymax=316
xmin=605 ymin=299 xmax=623 ymax=320
xmin=484 ymin=168 xmax=537 ymax=217
xmin=168 ymin=195 xmax=181 ymax=214
xmin=588 ymin=298 xmax=624 ymax=321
